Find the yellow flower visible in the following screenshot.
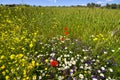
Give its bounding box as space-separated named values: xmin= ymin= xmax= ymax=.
xmin=34 ymin=32 xmax=37 ymax=36
xmin=23 ymin=77 xmax=29 ymax=80
xmin=1 ymin=65 xmax=5 ymax=69
xmin=27 ymin=61 xmax=35 ymax=69
xmin=99 ymin=33 xmax=104 ymax=37
xmin=10 ymin=54 xmax=15 ymax=60
xmin=2 ymin=71 xmax=6 ymax=75
xmin=21 ymin=58 xmax=26 ymax=62
xmin=16 ymin=54 xmax=23 ymax=59
xmin=26 ymin=77 xmax=30 ymax=80
xmin=36 ymin=62 xmax=39 ymax=66
xmin=5 ymin=75 xmax=10 ymax=80
xmin=23 ymin=70 xmax=27 ymax=77
xmin=45 ymin=59 xmax=49 ymax=63
xmin=45 ymin=68 xmax=48 ymax=70
xmin=22 ymin=47 xmax=25 ymax=51
xmin=32 ymin=60 xmax=35 ymax=66
xmin=29 ymin=42 xmax=33 ymax=48
xmin=93 ymin=37 xmax=98 ymax=41
xmin=1 ymin=55 xmax=5 ymax=59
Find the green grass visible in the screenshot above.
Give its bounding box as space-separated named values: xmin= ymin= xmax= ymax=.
xmin=0 ymin=6 xmax=120 ymax=79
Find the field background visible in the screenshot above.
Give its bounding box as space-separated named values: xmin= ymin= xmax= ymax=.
xmin=0 ymin=6 xmax=120 ymax=79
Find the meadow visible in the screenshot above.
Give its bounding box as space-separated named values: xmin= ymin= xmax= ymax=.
xmin=0 ymin=6 xmax=120 ymax=80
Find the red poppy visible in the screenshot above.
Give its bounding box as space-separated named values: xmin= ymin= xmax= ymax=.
xmin=61 ymin=37 xmax=65 ymax=41
xmin=64 ymin=27 xmax=68 ymax=31
xmin=64 ymin=31 xmax=69 ymax=35
xmin=50 ymin=60 xmax=58 ymax=67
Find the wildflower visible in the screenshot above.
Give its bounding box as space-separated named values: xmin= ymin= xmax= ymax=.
xmin=79 ymin=74 xmax=84 ymax=79
xmin=109 ymin=68 xmax=113 ymax=72
xmin=31 ymin=60 xmax=35 ymax=66
xmin=26 ymin=77 xmax=30 ymax=80
xmin=23 ymin=70 xmax=26 ymax=75
xmin=2 ymin=71 xmax=6 ymax=75
xmin=10 ymin=54 xmax=15 ymax=60
xmin=50 ymin=60 xmax=58 ymax=67
xmin=22 ymin=47 xmax=25 ymax=51
xmin=98 ymin=70 xmax=101 ymax=73
xmin=92 ymin=78 xmax=98 ymax=80
xmin=36 ymin=62 xmax=39 ymax=66
xmin=11 ymin=69 xmax=15 ymax=73
xmin=72 ymin=61 xmax=76 ymax=65
xmin=16 ymin=54 xmax=23 ymax=59
xmin=45 ymin=68 xmax=48 ymax=70
xmin=64 ymin=27 xmax=68 ymax=30
xmin=101 ymin=67 xmax=105 ymax=71
xmin=0 ymin=55 xmax=5 ymax=59
xmin=61 ymin=37 xmax=65 ymax=41
xmin=64 ymin=31 xmax=69 ymax=35
xmin=39 ymin=76 xmax=42 ymax=79
xmin=57 ymin=57 xmax=61 ymax=61
xmin=84 ymin=56 xmax=87 ymax=60
xmin=5 ymin=75 xmax=10 ymax=80
xmin=70 ymin=69 xmax=74 ymax=72
xmin=111 ymin=50 xmax=115 ymax=52
xmin=64 ymin=66 xmax=69 ymax=69
xmin=93 ymin=37 xmax=98 ymax=41
xmin=100 ymin=73 xmax=104 ymax=78
xmin=58 ymin=76 xmax=64 ymax=80
xmin=45 ymin=59 xmax=49 ymax=63
xmin=68 ymin=63 xmax=72 ymax=66
xmin=69 ymin=51 xmax=73 ymax=54
xmin=104 ymin=51 xmax=108 ymax=54
xmin=1 ymin=65 xmax=5 ymax=69
xmin=50 ymin=53 xmax=55 ymax=57
xmin=29 ymin=42 xmax=33 ymax=48
xmin=99 ymin=34 xmax=104 ymax=37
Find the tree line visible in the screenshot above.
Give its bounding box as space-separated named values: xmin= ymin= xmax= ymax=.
xmin=0 ymin=3 xmax=120 ymax=9
xmin=87 ymin=3 xmax=120 ymax=9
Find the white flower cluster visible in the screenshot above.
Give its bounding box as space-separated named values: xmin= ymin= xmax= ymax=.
xmin=31 ymin=36 xmax=115 ymax=80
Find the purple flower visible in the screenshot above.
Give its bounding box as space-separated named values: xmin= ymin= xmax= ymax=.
xmin=67 ymin=77 xmax=71 ymax=80
xmin=99 ymin=76 xmax=105 ymax=79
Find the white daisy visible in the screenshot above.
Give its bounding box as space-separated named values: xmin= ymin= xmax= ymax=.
xmin=79 ymin=74 xmax=84 ymax=79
